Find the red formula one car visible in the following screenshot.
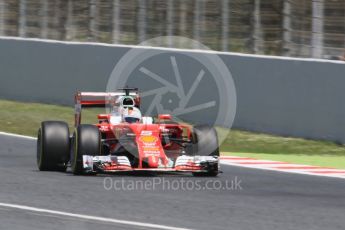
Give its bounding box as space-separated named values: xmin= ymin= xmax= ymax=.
xmin=37 ymin=88 xmax=219 ymax=176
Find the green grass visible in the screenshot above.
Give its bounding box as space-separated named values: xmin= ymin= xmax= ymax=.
xmin=1 ymin=99 xmax=345 ymax=169
xmin=0 ymin=99 xmax=102 ymax=137
xmin=219 ymin=129 xmax=345 ymax=169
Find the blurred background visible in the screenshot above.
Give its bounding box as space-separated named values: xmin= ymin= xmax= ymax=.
xmin=0 ymin=0 xmax=344 ymax=59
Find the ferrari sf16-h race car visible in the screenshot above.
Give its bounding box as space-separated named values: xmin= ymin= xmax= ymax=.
xmin=37 ymin=88 xmax=220 ymax=176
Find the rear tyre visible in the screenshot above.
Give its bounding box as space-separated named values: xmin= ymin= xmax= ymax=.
xmin=71 ymin=125 xmax=101 ymax=175
xmin=191 ymin=125 xmax=219 ymax=177
xmin=37 ymin=121 xmax=70 ymax=171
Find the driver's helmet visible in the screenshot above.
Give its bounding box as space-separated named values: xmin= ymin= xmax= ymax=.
xmin=122 ymin=107 xmax=142 ymax=123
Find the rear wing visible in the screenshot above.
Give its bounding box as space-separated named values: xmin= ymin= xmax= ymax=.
xmin=74 ymin=91 xmax=140 ymax=126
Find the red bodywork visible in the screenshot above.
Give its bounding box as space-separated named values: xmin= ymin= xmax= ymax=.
xmin=74 ymin=91 xmax=203 ymax=172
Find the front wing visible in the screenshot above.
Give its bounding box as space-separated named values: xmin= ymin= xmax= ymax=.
xmin=82 ymin=155 xmax=219 ymax=173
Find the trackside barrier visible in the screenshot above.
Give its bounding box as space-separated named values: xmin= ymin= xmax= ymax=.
xmin=1 ymin=37 xmax=345 ymax=143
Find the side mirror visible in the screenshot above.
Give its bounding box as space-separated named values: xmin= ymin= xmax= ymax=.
xmin=97 ymin=114 xmax=108 ymax=120
xmin=158 ymin=114 xmax=172 ymax=120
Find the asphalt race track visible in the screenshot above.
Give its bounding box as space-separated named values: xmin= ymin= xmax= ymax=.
xmin=1 ymin=133 xmax=345 ymax=230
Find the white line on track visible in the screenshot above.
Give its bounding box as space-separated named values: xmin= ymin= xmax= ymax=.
xmin=0 ymin=131 xmax=36 ymax=140
xmin=0 ymin=202 xmax=193 ymax=230
xmin=220 ymin=161 xmax=345 ymax=179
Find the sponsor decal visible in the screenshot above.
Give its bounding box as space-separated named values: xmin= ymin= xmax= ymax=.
xmin=143 ymin=151 xmax=161 ymax=155
xmin=140 ymin=130 xmax=152 ymax=136
xmin=140 ymin=135 xmax=157 ymax=143
xmin=142 ymin=146 xmax=161 ymax=156
xmin=151 ymin=155 xmax=157 ymax=163
xmin=143 ymin=146 xmax=160 ymax=151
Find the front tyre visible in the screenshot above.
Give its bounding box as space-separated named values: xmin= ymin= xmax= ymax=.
xmin=37 ymin=121 xmax=70 ymax=171
xmin=71 ymin=125 xmax=101 ymax=175
xmin=191 ymin=125 xmax=219 ymax=177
